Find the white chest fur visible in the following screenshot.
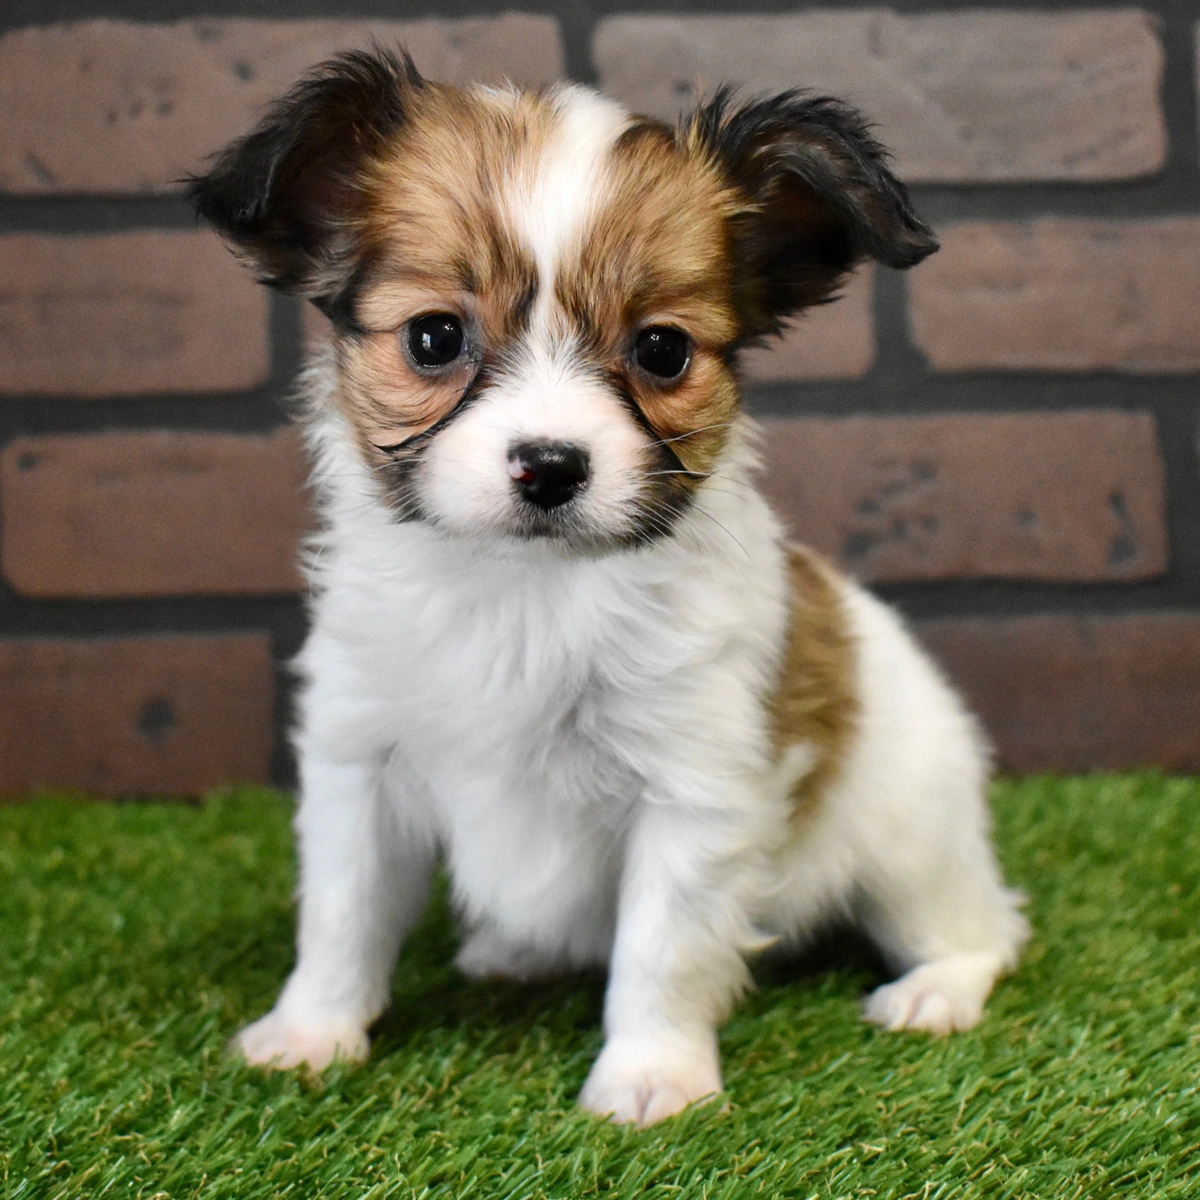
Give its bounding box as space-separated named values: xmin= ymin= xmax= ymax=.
xmin=294 ymin=409 xmax=789 ymax=961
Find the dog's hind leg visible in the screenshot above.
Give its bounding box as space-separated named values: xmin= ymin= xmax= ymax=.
xmin=830 ymin=585 xmax=1030 ymax=1036
xmin=852 ymin=769 xmax=1030 ymax=1035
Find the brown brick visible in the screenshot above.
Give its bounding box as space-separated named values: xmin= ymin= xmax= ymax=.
xmin=919 ymin=613 xmax=1200 ymax=773
xmin=0 ymin=231 xmax=269 ymax=396
xmin=740 ymin=267 xmax=874 ymax=382
xmin=595 ymin=10 xmax=1165 ymax=183
xmin=759 ymin=411 xmax=1166 ymax=583
xmin=1 ymin=428 xmax=309 ymax=598
xmin=909 ymin=219 xmax=1200 ymax=374
xmin=0 ymin=634 xmax=274 ymax=795
xmin=0 ymin=17 xmax=564 ymax=194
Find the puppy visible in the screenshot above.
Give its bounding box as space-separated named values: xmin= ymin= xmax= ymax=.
xmin=189 ymin=48 xmax=1029 ymax=1128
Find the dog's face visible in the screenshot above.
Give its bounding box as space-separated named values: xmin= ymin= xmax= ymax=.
xmin=341 ymin=83 xmax=742 ymax=550
xmin=190 ymin=51 xmax=936 ymax=550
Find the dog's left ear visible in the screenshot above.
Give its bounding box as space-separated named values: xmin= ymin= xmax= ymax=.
xmin=687 ymin=89 xmax=938 ymax=340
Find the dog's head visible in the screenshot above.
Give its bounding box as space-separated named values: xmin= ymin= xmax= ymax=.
xmin=189 ymin=49 xmax=936 ymax=551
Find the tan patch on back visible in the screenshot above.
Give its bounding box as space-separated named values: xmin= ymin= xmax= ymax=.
xmin=770 ymin=546 xmax=860 ymax=819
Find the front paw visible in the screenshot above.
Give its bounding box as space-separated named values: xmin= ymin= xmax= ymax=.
xmin=232 ymin=1007 xmax=369 ymax=1071
xmin=579 ymin=1034 xmax=722 ymax=1127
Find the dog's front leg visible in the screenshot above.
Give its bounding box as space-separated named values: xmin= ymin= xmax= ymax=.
xmin=234 ymin=753 xmax=435 ymax=1071
xmin=579 ymin=792 xmax=769 ymax=1127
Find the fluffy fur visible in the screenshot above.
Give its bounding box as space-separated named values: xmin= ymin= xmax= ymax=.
xmin=190 ymin=50 xmax=1028 ymax=1127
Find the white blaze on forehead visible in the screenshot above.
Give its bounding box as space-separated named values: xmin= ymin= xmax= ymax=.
xmin=500 ymin=84 xmax=631 ymax=328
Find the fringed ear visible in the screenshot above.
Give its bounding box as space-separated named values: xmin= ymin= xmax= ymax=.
xmin=686 ymin=89 xmax=938 ymax=340
xmin=185 ymin=48 xmax=423 ymax=322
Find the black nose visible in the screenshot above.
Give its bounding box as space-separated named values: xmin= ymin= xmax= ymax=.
xmin=508 ymin=441 xmax=590 ymax=510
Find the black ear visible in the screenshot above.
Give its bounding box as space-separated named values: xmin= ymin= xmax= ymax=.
xmin=185 ymin=48 xmax=422 ymax=319
xmin=686 ymin=89 xmax=938 ymax=340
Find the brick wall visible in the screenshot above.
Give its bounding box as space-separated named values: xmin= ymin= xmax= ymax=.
xmin=1 ymin=1 xmax=1197 ymax=794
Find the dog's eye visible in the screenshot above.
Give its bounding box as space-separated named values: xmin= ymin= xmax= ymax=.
xmin=406 ymin=313 xmax=466 ymax=370
xmin=633 ymin=326 xmax=691 ymax=380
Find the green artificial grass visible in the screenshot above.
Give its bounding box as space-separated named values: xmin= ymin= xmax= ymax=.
xmin=1 ymin=776 xmax=1199 ymax=1199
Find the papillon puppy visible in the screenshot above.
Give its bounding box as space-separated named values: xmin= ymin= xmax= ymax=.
xmin=189 ymin=48 xmax=1028 ymax=1127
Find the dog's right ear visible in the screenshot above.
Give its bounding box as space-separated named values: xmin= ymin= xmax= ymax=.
xmin=185 ymin=47 xmax=422 ymax=320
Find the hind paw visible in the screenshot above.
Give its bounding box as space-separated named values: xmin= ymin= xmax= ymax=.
xmin=864 ymin=952 xmax=1003 ymax=1035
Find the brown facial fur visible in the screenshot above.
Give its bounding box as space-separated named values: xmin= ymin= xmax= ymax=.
xmin=770 ymin=547 xmax=860 ymax=819
xmin=328 ymin=86 xmax=757 ymax=526
xmin=558 ymin=121 xmax=744 ymax=487
xmin=332 ymin=85 xmax=548 ymax=470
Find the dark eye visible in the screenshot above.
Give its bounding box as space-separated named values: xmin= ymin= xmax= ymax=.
xmin=407 ymin=313 xmax=466 ymax=370
xmin=633 ymin=326 xmax=691 ymax=380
